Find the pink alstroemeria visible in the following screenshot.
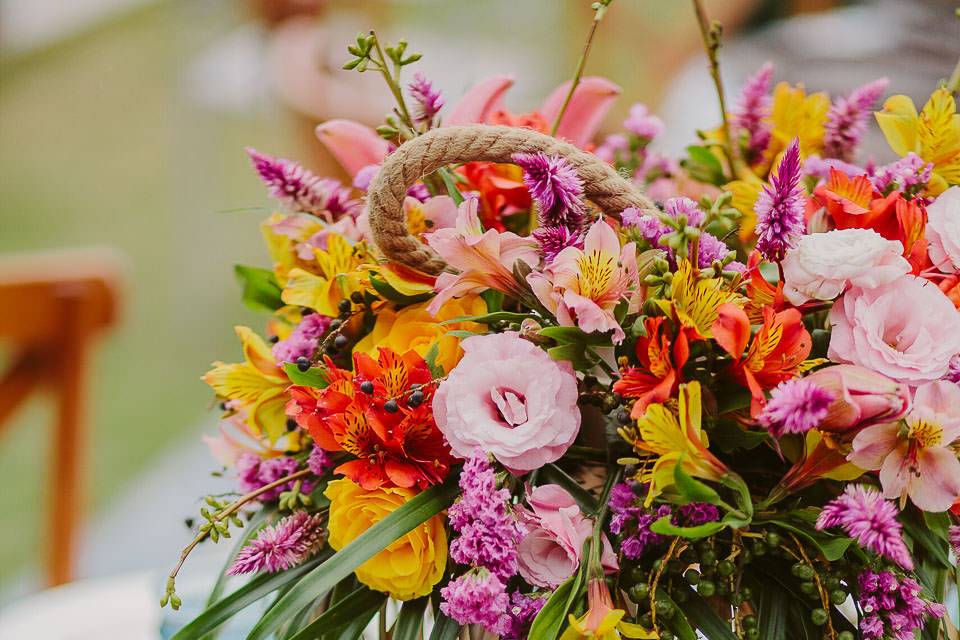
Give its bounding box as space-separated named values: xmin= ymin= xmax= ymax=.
xmin=528 ymin=220 xmax=638 ymax=343
xmin=849 ymin=380 xmax=960 ymax=512
xmin=425 ymin=198 xmax=539 ymax=314
xmin=314 ymin=118 xmax=392 ymax=177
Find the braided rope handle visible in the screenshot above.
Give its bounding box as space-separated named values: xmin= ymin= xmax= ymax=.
xmin=366 ymin=124 xmax=659 ymax=275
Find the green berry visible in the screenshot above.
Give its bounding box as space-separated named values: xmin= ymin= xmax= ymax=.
xmin=752 ymin=541 xmax=767 ymax=556
xmin=667 ymin=559 xmax=684 ymax=574
xmin=742 ymin=614 xmax=757 ymax=629
xmin=799 ymin=581 xmax=817 ymax=595
xmin=792 ymin=563 xmax=815 ymax=580
xmin=698 ymin=580 xmax=716 ymax=597
xmin=717 ymin=560 xmax=735 ymax=576
xmin=629 ymin=565 xmax=647 ymax=585
xmin=628 ymin=583 xmax=649 ymax=604
xmin=810 ymin=608 xmax=828 ymax=626
xmin=659 ymin=632 xmax=675 ymax=640
xmin=837 ymin=632 xmax=854 ymax=640
xmin=764 ymin=531 xmax=781 ymax=547
xmin=671 ymin=588 xmax=689 ymax=603
xmin=640 ymin=612 xmax=653 ymax=627
xmin=745 ymin=629 xmax=760 ymax=640
xmin=684 ymin=569 xmax=700 ymax=585
xmin=655 ymin=600 xmax=675 ymax=619
xmin=700 ymin=549 xmax=717 ymax=567
xmin=830 ymin=589 xmax=848 ymax=605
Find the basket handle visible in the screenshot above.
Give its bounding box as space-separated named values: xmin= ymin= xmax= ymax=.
xmin=366 ymin=124 xmax=658 ymax=275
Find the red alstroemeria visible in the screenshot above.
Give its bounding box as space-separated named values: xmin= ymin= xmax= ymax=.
xmin=713 ymin=303 xmax=812 ymax=415
xmin=815 ymin=168 xmax=929 ymax=272
xmin=456 ymin=161 xmax=532 ymax=230
xmin=742 ymin=251 xmax=789 ymax=323
xmin=286 ymin=349 xmax=453 ymax=490
xmin=613 ymin=316 xmax=690 ymax=418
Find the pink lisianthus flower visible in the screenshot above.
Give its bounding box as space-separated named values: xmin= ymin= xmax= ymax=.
xmin=926 ymin=186 xmax=960 ymax=273
xmin=432 ymin=332 xmax=580 ymax=473
xmin=527 ymin=219 xmax=638 ymax=344
xmin=425 ymin=198 xmax=539 ymax=315
xmin=516 ymin=484 xmax=618 ymax=588
xmin=849 ymin=381 xmax=960 ymax=512
xmin=828 ymin=276 xmax=960 ymax=385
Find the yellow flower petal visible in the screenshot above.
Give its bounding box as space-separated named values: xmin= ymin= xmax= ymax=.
xmin=875 ymin=94 xmax=920 ymax=157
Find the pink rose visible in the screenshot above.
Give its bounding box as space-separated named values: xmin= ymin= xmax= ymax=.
xmin=516 ymin=484 xmax=617 ymax=588
xmin=828 ymin=276 xmax=960 ymax=385
xmin=782 ymin=229 xmax=910 ymax=305
xmin=433 ymin=332 xmax=580 ymax=472
xmin=926 ymin=186 xmax=960 ymax=273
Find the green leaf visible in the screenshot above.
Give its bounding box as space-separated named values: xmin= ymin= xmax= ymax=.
xmin=234 ymin=265 xmax=283 ymax=313
xmin=709 ymin=420 xmax=769 ymax=453
xmin=423 ymin=341 xmax=443 ymax=377
xmin=682 ymin=146 xmax=725 ymax=186
xmin=428 ymin=613 xmax=461 ymax=640
xmin=443 ymin=329 xmax=479 ymax=340
xmin=676 ymin=586 xmax=738 ymax=640
xmin=539 ymin=464 xmax=598 ymax=514
xmin=673 ymin=456 xmax=722 ymax=505
xmin=761 ymin=518 xmax=853 ymax=562
xmin=903 ymin=516 xmax=952 ymax=569
xmin=539 ymin=326 xmax=611 ymax=346
xmin=528 ymin=571 xmax=583 ymax=640
xmin=368 ymin=274 xmax=432 ymax=305
xmin=439 ymin=311 xmax=531 ymax=326
xmin=245 ymin=475 xmax=460 ymax=640
xmin=287 ymin=586 xmax=385 ymax=640
xmin=438 ymin=167 xmax=465 ymax=205
xmin=481 ymin=289 xmax=504 ymax=312
xmin=170 ymin=555 xmax=327 ymax=640
xmin=283 ymin=362 xmax=330 ymax=388
xmin=720 ymin=473 xmax=753 ymax=520
xmin=547 ymin=343 xmax=595 ymax=370
xmin=714 ymin=386 xmax=752 ymax=415
xmin=650 ymin=515 xmax=726 ymax=539
xmin=754 ymin=577 xmax=789 ymax=640
xmin=392 ymin=596 xmax=429 ymax=640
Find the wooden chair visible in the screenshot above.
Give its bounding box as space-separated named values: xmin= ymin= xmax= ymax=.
xmin=0 ymin=249 xmax=124 ymax=586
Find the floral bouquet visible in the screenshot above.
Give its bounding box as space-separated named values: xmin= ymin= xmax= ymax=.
xmin=164 ymin=2 xmax=960 ymax=639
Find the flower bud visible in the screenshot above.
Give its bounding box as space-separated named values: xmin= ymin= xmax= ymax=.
xmin=804 ymin=365 xmax=910 ymax=433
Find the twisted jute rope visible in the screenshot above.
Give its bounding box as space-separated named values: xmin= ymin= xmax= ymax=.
xmin=366 ymin=124 xmax=659 ymax=275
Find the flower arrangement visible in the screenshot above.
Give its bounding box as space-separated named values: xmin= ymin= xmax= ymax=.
xmin=165 ymin=2 xmax=960 ymax=639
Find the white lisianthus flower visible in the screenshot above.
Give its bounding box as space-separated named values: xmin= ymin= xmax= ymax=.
xmin=926 ymin=186 xmax=960 ymax=273
xmin=782 ymin=228 xmax=910 ymax=305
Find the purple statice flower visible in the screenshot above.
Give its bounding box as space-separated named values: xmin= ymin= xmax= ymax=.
xmin=595 ymin=133 xmax=629 ymax=164
xmin=675 ymin=503 xmax=720 ymax=526
xmin=697 ymin=232 xmax=731 ymax=269
xmin=607 ymin=481 xmax=675 ymax=559
xmin=758 ymin=378 xmax=835 ymax=438
xmin=857 ymin=570 xmax=946 ymax=640
xmin=949 ymin=525 xmax=960 ymax=556
xmin=247 ymin=148 xmax=356 ymax=218
xmin=803 ymin=154 xmax=864 ymax=183
xmin=533 ymin=226 xmax=583 ymax=263
xmin=503 ymin=591 xmax=548 ymax=640
xmin=870 ymin=152 xmax=933 ymax=198
xmin=733 ymin=63 xmax=774 ymax=164
xmin=236 ymin=454 xmax=311 ymax=502
xmin=448 ymin=449 xmax=523 ymax=580
xmin=512 ymin=152 xmax=586 ymax=229
xmin=307 ymin=446 xmax=332 ymax=477
xmin=408 ymin=72 xmax=445 ymax=125
xmin=816 ymin=485 xmax=913 ymax=569
xmin=623 ymin=103 xmax=664 ymax=141
xmin=272 ymin=313 xmax=332 ymax=364
xmin=823 ymin=78 xmax=888 ymax=162
xmin=228 ymin=511 xmax=325 ymax=575
xmin=440 ymin=569 xmax=510 ymax=635
xmin=754 ymin=138 xmax=806 ymax=261
xmin=664 ymin=197 xmax=705 ymax=227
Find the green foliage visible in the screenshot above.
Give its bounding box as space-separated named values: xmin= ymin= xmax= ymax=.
xmin=682 ymin=145 xmax=726 ymax=186
xmin=368 ymin=274 xmax=432 ymax=304
xmin=285 ymin=586 xmax=385 ymax=640
xmin=234 ymin=265 xmax=283 ymax=313
xmin=282 ymin=362 xmax=330 ymax=388
xmin=528 ymin=568 xmax=584 ymax=640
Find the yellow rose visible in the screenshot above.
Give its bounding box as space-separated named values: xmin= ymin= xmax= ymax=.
xmin=324 ymin=478 xmax=447 ymax=601
xmin=353 ymin=295 xmax=486 ymax=375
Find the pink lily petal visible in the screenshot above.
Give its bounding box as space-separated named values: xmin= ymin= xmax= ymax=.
xmin=539 ymin=76 xmax=621 ymax=148
xmin=314 ymin=119 xmax=390 ymax=177
xmin=446 ymin=74 xmax=515 ymax=125
xmin=583 ymin=218 xmax=621 ymax=256
xmin=849 ymin=422 xmax=900 ymax=469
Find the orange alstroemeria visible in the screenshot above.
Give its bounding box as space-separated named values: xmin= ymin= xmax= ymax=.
xmin=713 ymin=303 xmax=812 ymax=415
xmin=613 ymin=316 xmax=690 ymax=418
xmin=742 ymin=251 xmax=788 ymax=323
xmin=286 ymin=349 xmax=453 ymax=490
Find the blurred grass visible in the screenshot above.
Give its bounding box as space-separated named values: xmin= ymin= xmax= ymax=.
xmin=0 ymin=1 xmax=302 ymax=579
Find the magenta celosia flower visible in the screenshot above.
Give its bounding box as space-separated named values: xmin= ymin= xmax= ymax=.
xmin=271 ymin=313 xmax=331 ymax=364
xmin=816 ymin=485 xmax=913 ymax=569
xmin=754 ymin=138 xmax=805 ymax=261
xmin=512 ymin=152 xmax=586 ymax=228
xmin=623 ymin=103 xmax=664 ymax=140
xmin=733 ymin=63 xmax=774 ymax=163
xmin=823 ymin=78 xmax=888 ymax=162
xmin=447 ymin=449 xmax=523 ymax=580
xmin=503 ymin=591 xmax=548 ymax=640
xmin=532 ymin=225 xmax=583 ymax=263
xmin=408 ymin=72 xmax=445 ymax=125
xmin=228 ymin=511 xmax=325 ymax=575
xmin=857 ymin=570 xmax=945 ymax=640
xmin=236 ymin=454 xmax=311 ymax=501
xmin=439 ymin=569 xmax=510 ymax=634
xmin=758 ymin=378 xmax=835 ymax=438
xmin=246 ymin=148 xmax=355 ymax=218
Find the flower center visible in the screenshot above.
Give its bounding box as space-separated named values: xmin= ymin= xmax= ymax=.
xmin=907 ymin=418 xmax=943 ymax=449
xmin=490 ymin=387 xmax=528 ymax=427
xmin=576 ymin=250 xmax=615 ymax=299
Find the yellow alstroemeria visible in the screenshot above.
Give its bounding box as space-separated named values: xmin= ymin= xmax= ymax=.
xmin=724 ymin=174 xmax=764 ymax=241
xmin=202 ymin=326 xmax=291 ymax=444
xmin=260 ymin=213 xmax=323 ymax=286
xmin=620 ymin=381 xmax=730 ymax=505
xmin=353 ymin=295 xmax=486 ymax=375
xmin=281 ymin=233 xmax=373 ymax=316
xmin=766 ymin=81 xmax=830 ymax=161
xmin=875 ymin=88 xmax=960 ymax=195
xmin=656 ymin=260 xmax=745 ymax=340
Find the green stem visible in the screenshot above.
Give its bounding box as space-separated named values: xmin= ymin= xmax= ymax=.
xmin=691 ymin=0 xmax=741 ymax=177
xmin=370 ymin=31 xmax=415 ymax=131
xmin=549 ymin=0 xmax=614 ymax=137
xmin=947 ymin=55 xmax=960 ymax=95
